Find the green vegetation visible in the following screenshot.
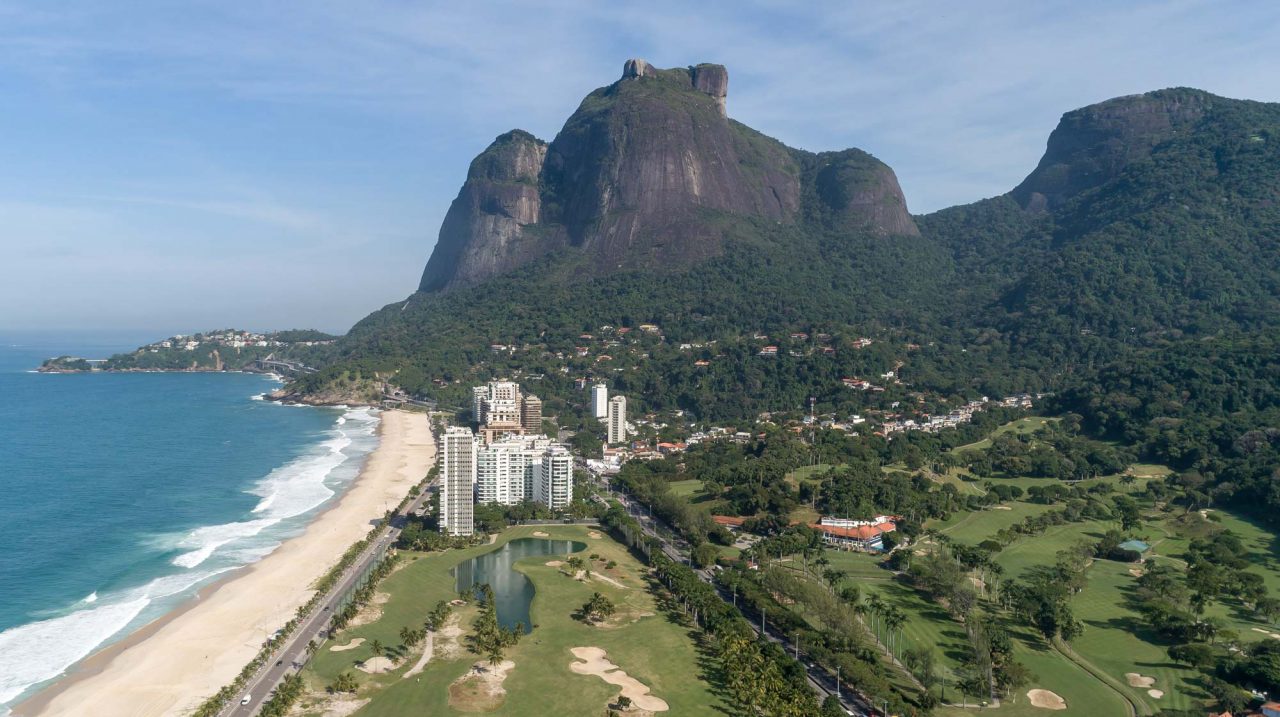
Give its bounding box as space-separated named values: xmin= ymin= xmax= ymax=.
xmin=295 ymin=525 xmax=730 ymax=716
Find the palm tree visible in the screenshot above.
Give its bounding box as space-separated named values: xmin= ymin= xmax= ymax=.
xmin=867 ymin=594 xmax=885 ymax=639
xmin=885 ymin=607 xmax=907 ymax=657
xmin=370 ymin=638 xmax=384 ymax=658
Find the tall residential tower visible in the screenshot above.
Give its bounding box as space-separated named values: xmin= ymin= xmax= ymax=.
xmin=607 ymin=395 xmax=627 ymax=445
xmin=439 ymin=426 xmax=477 ymax=536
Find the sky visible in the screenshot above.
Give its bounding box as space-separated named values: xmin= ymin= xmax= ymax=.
xmin=2 ymin=1 xmax=1279 ymax=333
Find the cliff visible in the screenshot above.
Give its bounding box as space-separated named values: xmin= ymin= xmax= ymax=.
xmin=419 ymin=59 xmax=918 ymax=292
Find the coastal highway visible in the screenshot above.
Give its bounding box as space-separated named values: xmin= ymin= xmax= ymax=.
xmin=223 ymin=477 xmax=437 ymax=716
xmin=601 ymin=489 xmax=873 ymax=716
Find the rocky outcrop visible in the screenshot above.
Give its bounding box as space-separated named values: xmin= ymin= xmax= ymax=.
xmin=418 ymin=60 xmax=918 ymax=292
xmin=419 ymin=130 xmax=553 ymax=292
xmin=1012 ymin=88 xmax=1211 ymax=211
xmin=806 ymin=149 xmax=920 ymax=237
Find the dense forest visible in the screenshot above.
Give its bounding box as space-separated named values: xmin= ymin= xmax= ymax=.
xmin=285 ymin=87 xmax=1280 ymax=530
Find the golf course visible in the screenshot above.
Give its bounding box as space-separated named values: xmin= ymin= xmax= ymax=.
xmin=292 ymin=524 xmax=730 ymax=716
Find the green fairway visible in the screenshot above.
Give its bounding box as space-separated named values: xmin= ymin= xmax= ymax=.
xmin=952 ymin=416 xmax=1060 ymax=454
xmin=929 ymin=501 xmax=1055 ymax=545
xmin=1068 ymin=559 xmax=1207 ymax=714
xmin=295 ymin=525 xmax=729 ymax=716
xmin=785 ymin=463 xmax=836 ymax=486
xmin=666 ymin=478 xmax=703 ymax=497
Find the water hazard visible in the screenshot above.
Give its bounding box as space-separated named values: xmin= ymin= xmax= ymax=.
xmin=452 ymin=538 xmax=586 ymax=632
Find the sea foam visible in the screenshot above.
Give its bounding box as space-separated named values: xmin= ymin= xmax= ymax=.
xmin=0 ymin=563 xmax=234 ymax=705
xmin=0 ymin=406 xmax=380 ymax=710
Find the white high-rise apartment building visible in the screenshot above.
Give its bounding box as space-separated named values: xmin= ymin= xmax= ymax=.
xmin=533 ymin=445 xmax=574 ymax=510
xmin=607 ymin=395 xmax=627 ymax=445
xmin=475 ymin=434 xmax=551 ymax=506
xmin=473 ymin=380 xmax=522 ymax=424
xmin=591 ymin=383 xmax=608 ymax=419
xmin=439 ymin=426 xmax=477 ymax=536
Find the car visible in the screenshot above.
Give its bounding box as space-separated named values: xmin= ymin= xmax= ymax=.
xmin=241 ymin=694 xmax=251 ymax=705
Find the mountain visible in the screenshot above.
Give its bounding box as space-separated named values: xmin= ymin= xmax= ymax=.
xmin=419 ymin=60 xmax=918 ymax=292
xmin=291 ymin=69 xmax=1280 ymax=433
xmin=921 ymin=87 xmax=1280 ymax=345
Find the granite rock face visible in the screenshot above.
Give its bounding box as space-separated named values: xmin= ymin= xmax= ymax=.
xmin=419 ymin=130 xmax=551 ymax=292
xmin=419 ymin=60 xmax=918 ymax=292
xmin=1012 ymin=89 xmax=1211 ymax=211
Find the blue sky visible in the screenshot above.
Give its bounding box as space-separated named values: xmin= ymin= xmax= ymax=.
xmin=2 ymin=1 xmax=1279 ymax=333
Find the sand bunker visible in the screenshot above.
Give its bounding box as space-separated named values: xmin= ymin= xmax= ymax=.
xmin=992 ymin=505 xmax=1013 ymax=510
xmin=315 ymin=696 xmax=370 ymax=717
xmin=449 ymin=659 xmax=515 ymax=712
xmin=569 ymin=646 xmax=669 ymax=712
xmin=1129 ymin=568 xmax=1145 ymax=577
xmin=348 ymin=591 xmax=391 ymax=628
xmin=1125 ymin=673 xmax=1155 ymax=688
xmin=330 ymin=637 xmax=365 ymax=652
xmin=357 ymin=656 xmax=396 ymax=674
xmin=1148 ymin=689 xmax=1164 ymax=699
xmin=435 ymin=615 xmax=465 ymax=660
xmin=532 ymin=531 xmax=550 ymax=537
xmin=587 ymin=531 xmax=603 ymax=539
xmin=1253 ymin=627 xmax=1280 ymax=640
xmin=545 ymin=560 xmax=564 ymax=567
xmin=1027 ymin=689 xmax=1066 ymax=710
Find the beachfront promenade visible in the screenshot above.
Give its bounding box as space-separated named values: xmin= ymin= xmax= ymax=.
xmin=226 ymin=472 xmax=438 ymax=715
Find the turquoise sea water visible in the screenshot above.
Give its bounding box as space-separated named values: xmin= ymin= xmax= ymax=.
xmin=0 ymin=331 xmax=379 ymax=711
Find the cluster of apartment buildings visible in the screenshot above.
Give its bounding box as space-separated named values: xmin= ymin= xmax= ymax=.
xmin=471 ymin=380 xmax=544 ymax=443
xmin=440 ymin=426 xmax=575 ymax=536
xmin=441 ymin=380 xmax=595 ymax=536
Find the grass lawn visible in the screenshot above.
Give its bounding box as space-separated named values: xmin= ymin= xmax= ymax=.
xmin=928 ymin=502 xmax=1056 ymax=545
xmin=1068 ymin=559 xmax=1207 ymax=714
xmin=785 ymin=463 xmax=836 ymax=487
xmin=667 ymin=478 xmax=703 ymax=498
xmin=952 ymin=417 xmax=1060 ymax=454
xmin=994 ymin=518 xmax=1110 ymax=579
xmin=296 ymin=525 xmax=730 ymax=716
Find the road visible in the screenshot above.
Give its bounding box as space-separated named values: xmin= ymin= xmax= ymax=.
xmin=222 ymin=479 xmax=437 ymax=715
xmin=599 ymin=489 xmax=875 ymax=716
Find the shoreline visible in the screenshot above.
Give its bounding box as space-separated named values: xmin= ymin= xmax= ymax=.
xmin=12 ymin=409 xmax=436 ymax=717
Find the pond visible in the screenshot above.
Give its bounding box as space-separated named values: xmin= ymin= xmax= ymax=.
xmin=452 ymin=537 xmax=586 ymax=632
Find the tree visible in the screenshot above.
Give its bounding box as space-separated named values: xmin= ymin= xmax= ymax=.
xmin=1113 ymin=496 xmax=1142 ymax=532
xmin=328 ymin=671 xmax=359 ymax=694
xmin=580 ymin=592 xmax=617 ymax=623
xmin=370 ymin=638 xmax=384 ymax=658
xmin=615 ymin=695 xmax=632 ymax=710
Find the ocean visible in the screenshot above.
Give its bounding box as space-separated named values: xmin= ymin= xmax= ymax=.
xmin=0 ymin=331 xmax=378 ymax=711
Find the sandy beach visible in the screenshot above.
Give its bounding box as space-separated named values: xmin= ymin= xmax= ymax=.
xmin=15 ymin=409 xmax=435 ymax=717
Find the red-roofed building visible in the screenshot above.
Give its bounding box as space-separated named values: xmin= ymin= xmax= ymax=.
xmin=712 ymin=515 xmax=746 ymax=530
xmin=809 ymin=519 xmax=896 ymax=552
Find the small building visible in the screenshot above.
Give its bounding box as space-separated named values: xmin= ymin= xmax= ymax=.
xmin=1119 ymin=539 xmax=1151 ymax=554
xmin=711 ymin=515 xmax=746 ymax=531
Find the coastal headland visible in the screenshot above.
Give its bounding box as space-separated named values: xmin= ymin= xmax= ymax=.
xmin=13 ymin=409 xmax=435 ymax=717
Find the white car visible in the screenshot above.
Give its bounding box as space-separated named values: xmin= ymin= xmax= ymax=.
xmin=241 ymin=694 xmax=251 ymax=705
